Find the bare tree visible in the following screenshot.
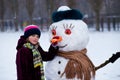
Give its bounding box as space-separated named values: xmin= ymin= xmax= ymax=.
xmin=45 ymin=0 xmax=57 ymax=26
xmin=26 ymin=0 xmax=34 ymax=24
xmin=87 ymin=0 xmax=103 ymax=31
xmin=0 ymin=0 xmax=5 ymax=31
xmin=45 ymin=0 xmax=55 ymax=20
xmin=67 ymin=0 xmax=77 ymax=8
xmin=9 ymin=0 xmax=19 ymax=31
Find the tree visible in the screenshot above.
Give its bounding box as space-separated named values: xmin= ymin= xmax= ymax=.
xmin=45 ymin=0 xmax=55 ymax=22
xmin=67 ymin=0 xmax=76 ymax=8
xmin=26 ymin=0 xmax=34 ymax=24
xmin=0 ymin=0 xmax=5 ymax=31
xmin=9 ymin=0 xmax=19 ymax=31
xmin=87 ymin=0 xmax=103 ymax=31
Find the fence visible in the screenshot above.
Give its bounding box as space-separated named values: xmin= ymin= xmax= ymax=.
xmin=0 ymin=17 xmax=50 ymax=32
xmin=84 ymin=15 xmax=120 ymax=31
xmin=0 ymin=15 xmax=120 ymax=32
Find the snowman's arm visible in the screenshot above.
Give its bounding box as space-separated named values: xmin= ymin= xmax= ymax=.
xmin=95 ymin=52 xmax=120 ymax=71
xmin=109 ymin=52 xmax=120 ymax=63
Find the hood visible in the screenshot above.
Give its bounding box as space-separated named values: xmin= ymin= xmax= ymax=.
xmin=16 ymin=36 xmax=27 ymax=51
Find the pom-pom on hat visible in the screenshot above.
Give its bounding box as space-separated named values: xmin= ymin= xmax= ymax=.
xmin=52 ymin=6 xmax=83 ymax=22
xmin=24 ymin=25 xmax=41 ymax=39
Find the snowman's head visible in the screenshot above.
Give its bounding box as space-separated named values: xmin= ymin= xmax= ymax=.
xmin=49 ymin=6 xmax=89 ymax=51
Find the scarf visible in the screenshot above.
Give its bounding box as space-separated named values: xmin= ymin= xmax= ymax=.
xmin=24 ymin=42 xmax=44 ymax=80
xmin=58 ymin=48 xmax=95 ymax=80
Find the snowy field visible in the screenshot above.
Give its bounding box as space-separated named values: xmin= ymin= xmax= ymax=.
xmin=0 ymin=30 xmax=120 ymax=80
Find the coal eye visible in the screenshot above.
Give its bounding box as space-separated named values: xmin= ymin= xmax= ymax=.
xmin=52 ymin=29 xmax=56 ymax=35
xmin=65 ymin=29 xmax=71 ymax=35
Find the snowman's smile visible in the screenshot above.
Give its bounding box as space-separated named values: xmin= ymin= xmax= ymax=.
xmin=58 ymin=44 xmax=67 ymax=48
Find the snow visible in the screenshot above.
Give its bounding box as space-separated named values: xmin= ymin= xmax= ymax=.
xmin=87 ymin=31 xmax=120 ymax=80
xmin=0 ymin=30 xmax=120 ymax=80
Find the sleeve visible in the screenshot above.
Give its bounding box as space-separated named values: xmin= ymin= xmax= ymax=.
xmin=38 ymin=45 xmax=59 ymax=61
xmin=16 ymin=48 xmax=34 ymax=80
xmin=16 ymin=49 xmax=23 ymax=80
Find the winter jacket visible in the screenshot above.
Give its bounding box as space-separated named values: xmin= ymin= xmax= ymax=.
xmin=16 ymin=36 xmax=58 ymax=80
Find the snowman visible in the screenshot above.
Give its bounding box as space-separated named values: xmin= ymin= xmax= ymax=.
xmin=44 ymin=6 xmax=95 ymax=80
xmin=44 ymin=5 xmax=120 ymax=80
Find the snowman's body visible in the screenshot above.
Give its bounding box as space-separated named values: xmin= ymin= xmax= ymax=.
xmin=45 ymin=20 xmax=95 ymax=80
xmin=45 ymin=56 xmax=94 ymax=80
xmin=45 ymin=56 xmax=68 ymax=80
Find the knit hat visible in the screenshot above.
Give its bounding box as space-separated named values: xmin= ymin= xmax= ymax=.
xmin=52 ymin=6 xmax=83 ymax=22
xmin=24 ymin=25 xmax=41 ymax=39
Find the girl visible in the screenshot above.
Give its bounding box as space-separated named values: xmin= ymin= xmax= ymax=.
xmin=16 ymin=25 xmax=58 ymax=80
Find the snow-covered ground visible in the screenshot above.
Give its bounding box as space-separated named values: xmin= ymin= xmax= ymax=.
xmin=0 ymin=30 xmax=120 ymax=80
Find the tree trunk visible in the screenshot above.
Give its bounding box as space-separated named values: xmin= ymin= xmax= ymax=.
xmin=26 ymin=0 xmax=34 ymax=24
xmin=95 ymin=12 xmax=100 ymax=31
xmin=0 ymin=0 xmax=5 ymax=31
xmin=87 ymin=0 xmax=103 ymax=31
xmin=0 ymin=20 xmax=4 ymax=31
xmin=14 ymin=15 xmax=19 ymax=31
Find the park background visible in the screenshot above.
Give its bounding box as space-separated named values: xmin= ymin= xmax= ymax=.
xmin=0 ymin=0 xmax=120 ymax=32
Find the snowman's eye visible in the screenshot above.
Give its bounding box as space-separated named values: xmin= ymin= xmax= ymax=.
xmin=52 ymin=29 xmax=56 ymax=35
xmin=65 ymin=29 xmax=71 ymax=35
xmin=63 ymin=23 xmax=74 ymax=35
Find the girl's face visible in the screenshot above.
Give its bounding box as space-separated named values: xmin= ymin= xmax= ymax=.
xmin=28 ymin=34 xmax=40 ymax=45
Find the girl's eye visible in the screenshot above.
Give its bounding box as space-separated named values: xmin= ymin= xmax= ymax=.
xmin=65 ymin=29 xmax=71 ymax=35
xmin=52 ymin=29 xmax=56 ymax=35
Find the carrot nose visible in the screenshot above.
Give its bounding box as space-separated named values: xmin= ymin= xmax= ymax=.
xmin=51 ymin=36 xmax=62 ymax=45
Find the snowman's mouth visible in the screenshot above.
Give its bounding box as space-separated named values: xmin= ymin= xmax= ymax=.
xmin=58 ymin=44 xmax=67 ymax=48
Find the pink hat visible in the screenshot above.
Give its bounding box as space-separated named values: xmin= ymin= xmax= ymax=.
xmin=24 ymin=25 xmax=41 ymax=38
xmin=24 ymin=25 xmax=39 ymax=32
